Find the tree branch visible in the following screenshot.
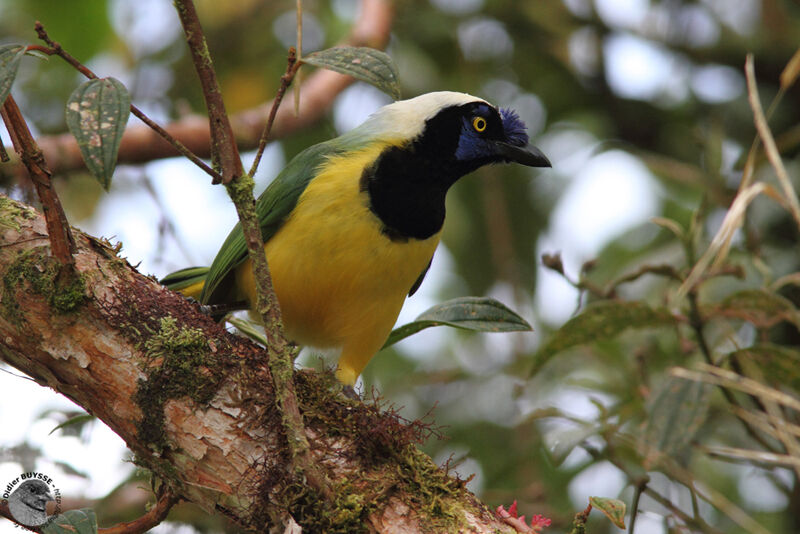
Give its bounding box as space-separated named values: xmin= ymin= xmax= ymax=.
xmin=1 ymin=0 xmax=393 ymax=183
xmin=0 ymin=94 xmax=74 ymax=265
xmin=98 ymin=491 xmax=178 ymax=534
xmin=0 ymin=195 xmax=516 ymax=533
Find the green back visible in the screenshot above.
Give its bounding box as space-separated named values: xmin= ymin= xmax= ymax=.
xmin=200 ymin=132 xmax=371 ymax=305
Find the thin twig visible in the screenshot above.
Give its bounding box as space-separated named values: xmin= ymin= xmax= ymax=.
xmin=627 ymin=477 xmax=648 ymax=534
xmin=172 ymin=0 xmax=330 ymax=500
xmin=168 ymin=7 xmax=241 ymax=184
xmin=98 ymin=491 xmax=179 ymax=534
xmin=745 ymin=54 xmax=800 ymax=230
xmin=31 ymin=24 xmax=221 ymax=183
xmin=0 ymin=137 xmax=9 ymax=162
xmin=0 ymin=95 xmax=75 ymax=264
xmin=248 ymin=48 xmax=300 ymax=178
xmin=686 ymin=290 xmax=779 ymax=453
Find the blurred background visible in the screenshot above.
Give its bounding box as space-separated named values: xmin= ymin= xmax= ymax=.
xmin=1 ymin=0 xmax=799 ymax=532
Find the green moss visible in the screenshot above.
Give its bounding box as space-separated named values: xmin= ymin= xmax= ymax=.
xmin=0 ymin=196 xmax=36 ymax=231
xmin=134 ymin=316 xmax=223 ymax=453
xmin=224 ymin=173 xmax=255 ymax=202
xmin=398 ymin=446 xmax=469 ymax=531
xmin=247 ymin=371 xmax=474 ymax=532
xmin=2 ymin=246 xmax=87 ymax=322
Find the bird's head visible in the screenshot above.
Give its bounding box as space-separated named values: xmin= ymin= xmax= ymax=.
xmin=355 ymin=92 xmax=551 ymax=239
xmin=14 ymin=480 xmax=54 ymax=511
xmin=363 ymin=91 xmax=551 ymax=180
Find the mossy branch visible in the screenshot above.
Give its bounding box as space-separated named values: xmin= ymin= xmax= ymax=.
xmin=0 ymin=195 xmax=515 ymax=532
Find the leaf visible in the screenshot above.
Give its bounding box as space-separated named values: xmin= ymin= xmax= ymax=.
xmin=589 ymin=497 xmax=626 ymax=529
xmin=780 ymin=47 xmax=800 ymax=90
xmin=228 ymin=316 xmax=268 ymax=346
xmin=650 ymin=216 xmax=684 ymax=239
xmin=42 ymin=509 xmax=98 ymax=534
xmin=711 ymin=288 xmax=800 ymax=330
xmin=65 ymin=77 xmax=131 ymax=190
xmin=530 ymin=301 xmax=676 ymax=376
xmin=642 ymin=375 xmax=712 ymax=467
xmin=729 ymin=343 xmax=800 ymax=392
xmin=49 ymin=413 xmax=95 ymax=435
xmin=301 ymin=46 xmax=401 ymax=100
xmin=0 ymin=44 xmax=26 ymax=108
xmin=382 ymin=296 xmax=531 ymax=349
xmin=549 ymin=424 xmax=601 ymax=466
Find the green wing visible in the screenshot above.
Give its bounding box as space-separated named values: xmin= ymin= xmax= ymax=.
xmin=160 ymin=266 xmax=209 ymax=291
xmin=200 ymin=137 xmax=363 ymax=305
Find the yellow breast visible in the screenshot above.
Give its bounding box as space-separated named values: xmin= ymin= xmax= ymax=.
xmin=236 ymin=144 xmax=440 ymax=382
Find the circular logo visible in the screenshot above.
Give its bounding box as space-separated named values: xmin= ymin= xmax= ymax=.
xmin=2 ymin=472 xmax=62 ymax=528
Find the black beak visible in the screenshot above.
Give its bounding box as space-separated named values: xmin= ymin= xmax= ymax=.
xmin=494 ymin=141 xmax=551 ymax=168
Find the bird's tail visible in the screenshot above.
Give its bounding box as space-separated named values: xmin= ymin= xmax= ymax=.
xmin=160 ymin=266 xmax=209 ymax=300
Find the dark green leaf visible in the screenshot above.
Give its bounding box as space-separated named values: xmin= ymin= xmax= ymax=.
xmin=711 ymin=288 xmax=800 ymax=329
xmin=0 ymin=44 xmax=26 ymax=108
xmin=65 ymin=77 xmax=131 ymax=190
xmin=49 ymin=414 xmax=95 ymax=435
xmin=643 ymin=375 xmax=712 ymax=467
xmin=301 ymin=46 xmax=401 ymax=100
xmin=382 ymin=296 xmax=531 ymax=349
xmin=589 ymin=497 xmax=626 ymax=529
xmin=42 ymin=509 xmax=98 ymax=534
xmin=530 ymin=301 xmax=677 ymax=376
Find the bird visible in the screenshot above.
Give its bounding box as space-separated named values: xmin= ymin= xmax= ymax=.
xmin=162 ymin=91 xmax=550 ymax=386
xmin=7 ymin=479 xmax=54 ymax=526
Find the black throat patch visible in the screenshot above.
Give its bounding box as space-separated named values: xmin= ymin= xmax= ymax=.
xmin=361 ymin=144 xmax=452 ymax=242
xmin=362 ymin=103 xmax=491 ymax=241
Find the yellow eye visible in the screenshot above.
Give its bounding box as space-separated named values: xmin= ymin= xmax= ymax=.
xmin=472 ymin=116 xmax=487 ymax=132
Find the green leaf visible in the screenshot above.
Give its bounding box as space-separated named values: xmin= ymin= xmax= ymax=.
xmin=0 ymin=44 xmax=26 ymax=109
xmin=301 ymin=46 xmax=401 ymax=100
xmin=549 ymin=424 xmax=602 ymax=466
xmin=228 ymin=316 xmax=268 ymax=346
xmin=42 ymin=508 xmax=98 ymax=534
xmin=642 ymin=375 xmax=712 ymax=467
xmin=729 ymin=343 xmax=800 ymax=392
xmin=589 ymin=496 xmax=627 ymax=529
xmin=711 ymin=288 xmax=800 ymax=329
xmin=382 ymin=296 xmax=531 ymax=349
xmin=65 ymin=77 xmax=131 ymax=190
xmin=49 ymin=413 xmax=95 ymax=435
xmin=530 ymin=301 xmax=677 ymax=376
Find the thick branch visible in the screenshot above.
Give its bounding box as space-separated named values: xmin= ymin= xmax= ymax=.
xmin=0 ymin=195 xmax=514 ymax=533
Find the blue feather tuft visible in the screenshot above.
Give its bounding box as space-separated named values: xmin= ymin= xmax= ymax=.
xmin=500 ymin=108 xmax=529 ymax=147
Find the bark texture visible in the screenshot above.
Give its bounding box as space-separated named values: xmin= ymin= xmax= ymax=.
xmin=0 ymin=195 xmax=514 ymax=533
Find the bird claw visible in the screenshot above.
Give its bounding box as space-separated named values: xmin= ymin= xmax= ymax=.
xmin=341 ymin=385 xmax=360 ymax=400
